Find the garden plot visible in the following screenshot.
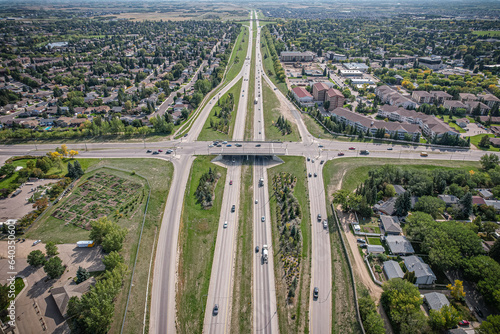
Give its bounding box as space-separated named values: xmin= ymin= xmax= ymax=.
xmin=51 ymin=171 xmax=144 ymax=229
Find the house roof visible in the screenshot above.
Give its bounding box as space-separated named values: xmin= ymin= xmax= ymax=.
xmin=413 ymin=90 xmax=433 ymax=98
xmin=485 ymin=200 xmax=500 ymax=210
xmin=438 ymin=194 xmax=459 ymax=204
xmin=431 ymin=90 xmax=452 ymax=98
xmin=326 ymin=88 xmax=343 ymax=98
xmin=373 ymin=197 xmax=397 ymax=215
xmin=386 ymin=235 xmax=414 ymax=254
xmin=367 ymin=245 xmax=385 ymax=253
xmin=478 ymin=189 xmax=493 ymax=198
xmin=472 ymin=196 xmax=486 ymax=206
xmin=403 ymin=255 xmax=436 ymax=280
xmin=51 ymin=278 xmax=96 ymax=317
xmin=292 ymin=86 xmax=312 ymax=98
xmin=393 ymin=185 xmax=406 ymax=195
xmin=424 ymin=292 xmax=450 ymax=311
xmin=380 ymin=215 xmax=402 ymax=234
xmin=383 ymin=260 xmax=404 ymax=280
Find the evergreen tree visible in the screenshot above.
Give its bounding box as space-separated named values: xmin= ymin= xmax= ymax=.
xmin=76 ymin=266 xmax=90 ymax=284
xmin=66 ymin=162 xmax=75 ymax=179
xmin=395 ymin=191 xmax=412 ymax=216
xmin=74 ymin=160 xmax=84 ymax=178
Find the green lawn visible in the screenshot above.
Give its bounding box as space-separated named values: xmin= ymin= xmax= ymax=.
xmin=197 ymin=78 xmax=243 ymax=141
xmin=367 ymin=237 xmax=382 ymax=245
xmin=262 ymin=80 xmax=300 ymax=142
xmin=267 ymin=156 xmax=310 ymax=334
xmin=231 ymin=163 xmax=253 ymax=333
xmin=472 ymin=30 xmax=500 ymax=37
xmin=468 ymin=133 xmax=499 ymax=151
xmin=322 ymin=157 xmax=480 ymax=197
xmin=244 ymin=23 xmax=257 ymax=141
xmin=26 ymin=158 xmax=174 ymax=334
xmin=441 ymin=115 xmax=466 ymax=133
xmin=226 ymin=26 xmax=250 ymax=83
xmin=260 ymin=30 xmax=288 ymax=96
xmin=176 ymin=156 xmax=227 ymax=334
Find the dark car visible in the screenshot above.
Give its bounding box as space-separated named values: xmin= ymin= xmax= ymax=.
xmin=231 ymin=205 xmax=235 ymax=212
xmin=387 ymin=147 xmax=393 ymax=150
xmin=152 ymin=151 xmax=159 ymax=155
xmin=313 ymin=287 xmax=319 ymax=299
xmin=146 ymin=150 xmax=152 ymax=153
xmin=256 ymin=144 xmax=261 ymax=147
xmin=314 ymin=173 xmax=317 ymax=177
xmin=227 ymin=144 xmax=232 ymax=147
xmin=255 ymin=246 xmax=259 ymax=253
xmin=213 ymin=304 xmax=219 ymax=316
xmin=184 ymin=133 xmax=188 ymax=137
xmin=308 ymin=173 xmax=312 ymax=177
xmin=235 ymin=143 xmax=242 ymax=147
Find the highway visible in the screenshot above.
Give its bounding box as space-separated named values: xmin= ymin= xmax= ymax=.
xmin=0 ymin=10 xmax=494 ymax=334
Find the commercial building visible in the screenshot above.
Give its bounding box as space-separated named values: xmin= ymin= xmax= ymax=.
xmin=280 ymin=51 xmax=316 ymax=62
xmin=343 ymin=62 xmax=369 ymax=72
xmin=339 ymin=69 xmax=363 ymax=78
xmin=418 ymin=56 xmax=444 ymax=70
xmin=291 ymin=86 xmax=314 ymax=104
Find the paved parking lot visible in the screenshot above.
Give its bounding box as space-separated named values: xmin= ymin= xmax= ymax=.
xmin=0 ymin=179 xmax=58 ymax=221
xmin=466 ymin=122 xmax=488 ymax=136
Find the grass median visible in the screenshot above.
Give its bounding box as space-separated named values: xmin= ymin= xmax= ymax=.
xmin=176 ymin=156 xmax=227 ymax=334
xmin=244 ymin=21 xmax=257 ymax=141
xmin=262 ymin=80 xmax=300 ymax=142
xmin=226 ymin=25 xmax=250 ymax=83
xmin=230 ymin=162 xmax=253 ymax=333
xmin=267 ymin=156 xmax=311 ymax=334
xmin=197 ymin=78 xmax=243 ymax=141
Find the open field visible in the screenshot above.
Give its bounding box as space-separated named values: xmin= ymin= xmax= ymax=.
xmin=262 ymin=80 xmax=300 ymax=142
xmin=226 ymin=26 xmax=250 ymax=83
xmin=25 ymin=158 xmax=173 ymax=334
xmin=267 ymin=156 xmax=310 ymax=334
xmin=322 ymin=157 xmax=480 ymax=196
xmin=176 ymin=156 xmax=227 ymax=334
xmin=230 ymin=163 xmax=253 ymax=333
xmin=197 ymin=78 xmax=243 ymax=141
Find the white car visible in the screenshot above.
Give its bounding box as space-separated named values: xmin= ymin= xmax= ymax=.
xmin=323 ymin=220 xmax=328 ymax=229
xmin=255 ymin=199 xmax=258 ymax=204
xmin=223 ymin=221 xmax=228 ymax=228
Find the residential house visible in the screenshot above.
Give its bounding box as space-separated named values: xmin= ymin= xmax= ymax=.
xmin=383 ymin=260 xmax=404 ymax=280
xmin=478 ymin=93 xmax=500 ymax=108
xmin=367 ymin=245 xmax=385 ymax=254
xmin=438 ymin=194 xmax=459 ymax=206
xmin=477 ymin=189 xmax=493 ymax=199
xmin=484 ymin=200 xmax=500 ymax=213
xmin=374 ymin=197 xmax=397 ymax=216
xmin=173 ymin=104 xmax=190 ymax=112
xmin=291 ymin=86 xmax=313 ymax=104
xmin=39 ymin=119 xmax=54 ymax=127
xmin=455 ymin=118 xmax=469 ymax=128
xmin=443 ymin=100 xmax=467 ymax=113
xmin=412 ymin=91 xmax=434 ymax=104
xmin=424 ymin=292 xmax=450 ymax=311
xmin=51 ymin=278 xmax=96 ymax=317
xmin=393 ymin=185 xmax=406 ymax=196
xmin=380 ymin=215 xmax=402 ymax=235
xmin=386 ymin=235 xmax=414 ymax=255
xmin=472 ymin=196 xmax=486 ymax=206
xmin=465 ymin=101 xmax=490 ymax=115
xmin=403 ymin=255 xmax=437 ymax=285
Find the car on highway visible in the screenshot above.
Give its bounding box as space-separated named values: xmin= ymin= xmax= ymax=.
xmin=311 ymin=159 xmax=314 ymax=163
xmin=338 ymin=152 xmax=344 ymax=156
xmin=261 ymin=216 xmax=265 ymax=222
xmin=166 ymin=149 xmax=173 ymax=154
xmin=387 ymin=147 xmax=393 ymax=150
xmin=158 ymin=149 xmax=163 ymax=152
xmin=223 ymin=221 xmax=228 ymax=228
xmin=256 ymin=144 xmax=261 ymax=147
xmin=308 ymin=173 xmax=312 ymax=177
xmin=184 ymin=133 xmax=188 ymax=137
xmin=227 ymin=144 xmax=232 ymax=147
xmin=323 ymin=220 xmax=328 ymax=229
xmin=255 ymin=199 xmax=258 ymax=204
xmin=153 ymin=151 xmax=159 ymax=155
xmin=320 ymin=160 xmax=325 ymax=164
xmin=235 ymin=143 xmax=242 ymax=147
xmin=307 ymin=157 xmax=310 ymax=161
xmin=318 ymin=144 xmax=323 ymax=148
xmin=474 ymin=307 xmax=484 ymax=318
xmin=231 ymin=205 xmax=235 ymax=212
xmin=314 ymin=173 xmax=317 ymax=177
xmin=458 ymin=320 xmax=470 ymax=326
xmin=317 ymin=214 xmax=321 ymax=221
xmin=146 ymin=150 xmax=152 ymax=153
xmin=255 ymin=246 xmax=259 ymax=253
xmin=313 ymin=287 xmax=319 ymax=299
xmin=348 ymin=147 xmax=355 ymax=150
xmin=229 ymin=180 xmax=233 ymax=185
xmin=213 ymin=304 xmax=219 ymax=316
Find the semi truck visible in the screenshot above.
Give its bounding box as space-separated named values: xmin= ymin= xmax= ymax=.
xmin=262 ymin=245 xmax=268 ymax=263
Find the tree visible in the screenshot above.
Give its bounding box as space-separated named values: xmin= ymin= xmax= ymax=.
xmin=102 ymin=251 xmax=124 ymax=271
xmin=60 ymin=144 xmax=68 ymax=157
xmin=428 ymin=305 xmax=461 ymax=330
xmin=89 ymin=217 xmax=115 ymax=244
xmin=447 ymin=280 xmax=466 ymax=301
xmin=490 ymin=238 xmax=500 ymax=264
xmin=27 ymin=250 xmax=46 ymax=267
xmin=0 ymin=163 xmax=15 ymax=178
xmin=480 ymin=153 xmax=499 ymax=171
xmin=45 ymin=241 xmax=59 ymax=257
xmin=459 ymin=192 xmax=473 ymax=218
xmin=73 ymin=160 xmax=84 ymax=178
xmin=384 ymin=184 xmax=396 ymax=198
xmin=478 ymin=315 xmax=500 ymax=334
xmin=413 ymin=196 xmax=446 ymax=218
xmin=76 ymin=266 xmax=90 ymax=284
xmin=69 ymin=150 xmax=79 ymax=158
xmin=102 ymin=227 xmax=127 ymax=253
xmin=44 ymin=256 xmax=65 ymax=279
xmin=479 ymin=135 xmax=491 ymax=148
xmin=395 ymin=191 xmax=411 ymax=216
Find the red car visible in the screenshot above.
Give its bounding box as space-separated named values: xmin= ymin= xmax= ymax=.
xmin=158 ymin=149 xmax=163 ymax=152
xmin=348 ymin=147 xmax=355 ymax=150
xmin=229 ymin=180 xmax=233 ymax=185
xmin=458 ymin=320 xmax=470 ymax=326
xmin=338 ymin=152 xmax=345 ymax=156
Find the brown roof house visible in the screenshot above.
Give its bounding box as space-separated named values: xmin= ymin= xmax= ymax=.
xmin=51 ymin=278 xmax=96 ymax=317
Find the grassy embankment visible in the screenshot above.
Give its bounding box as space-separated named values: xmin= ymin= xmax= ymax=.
xmin=176 ymin=156 xmax=227 ymax=334
xmin=267 ymin=156 xmax=311 ymax=334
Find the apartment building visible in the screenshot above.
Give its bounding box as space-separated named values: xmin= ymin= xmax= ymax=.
xmin=375 ymin=85 xmax=417 ymax=109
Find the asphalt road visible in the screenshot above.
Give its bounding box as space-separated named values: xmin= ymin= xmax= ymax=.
xmin=253 ymin=156 xmax=279 ymax=334
xmin=306 ymin=157 xmax=332 ymax=334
